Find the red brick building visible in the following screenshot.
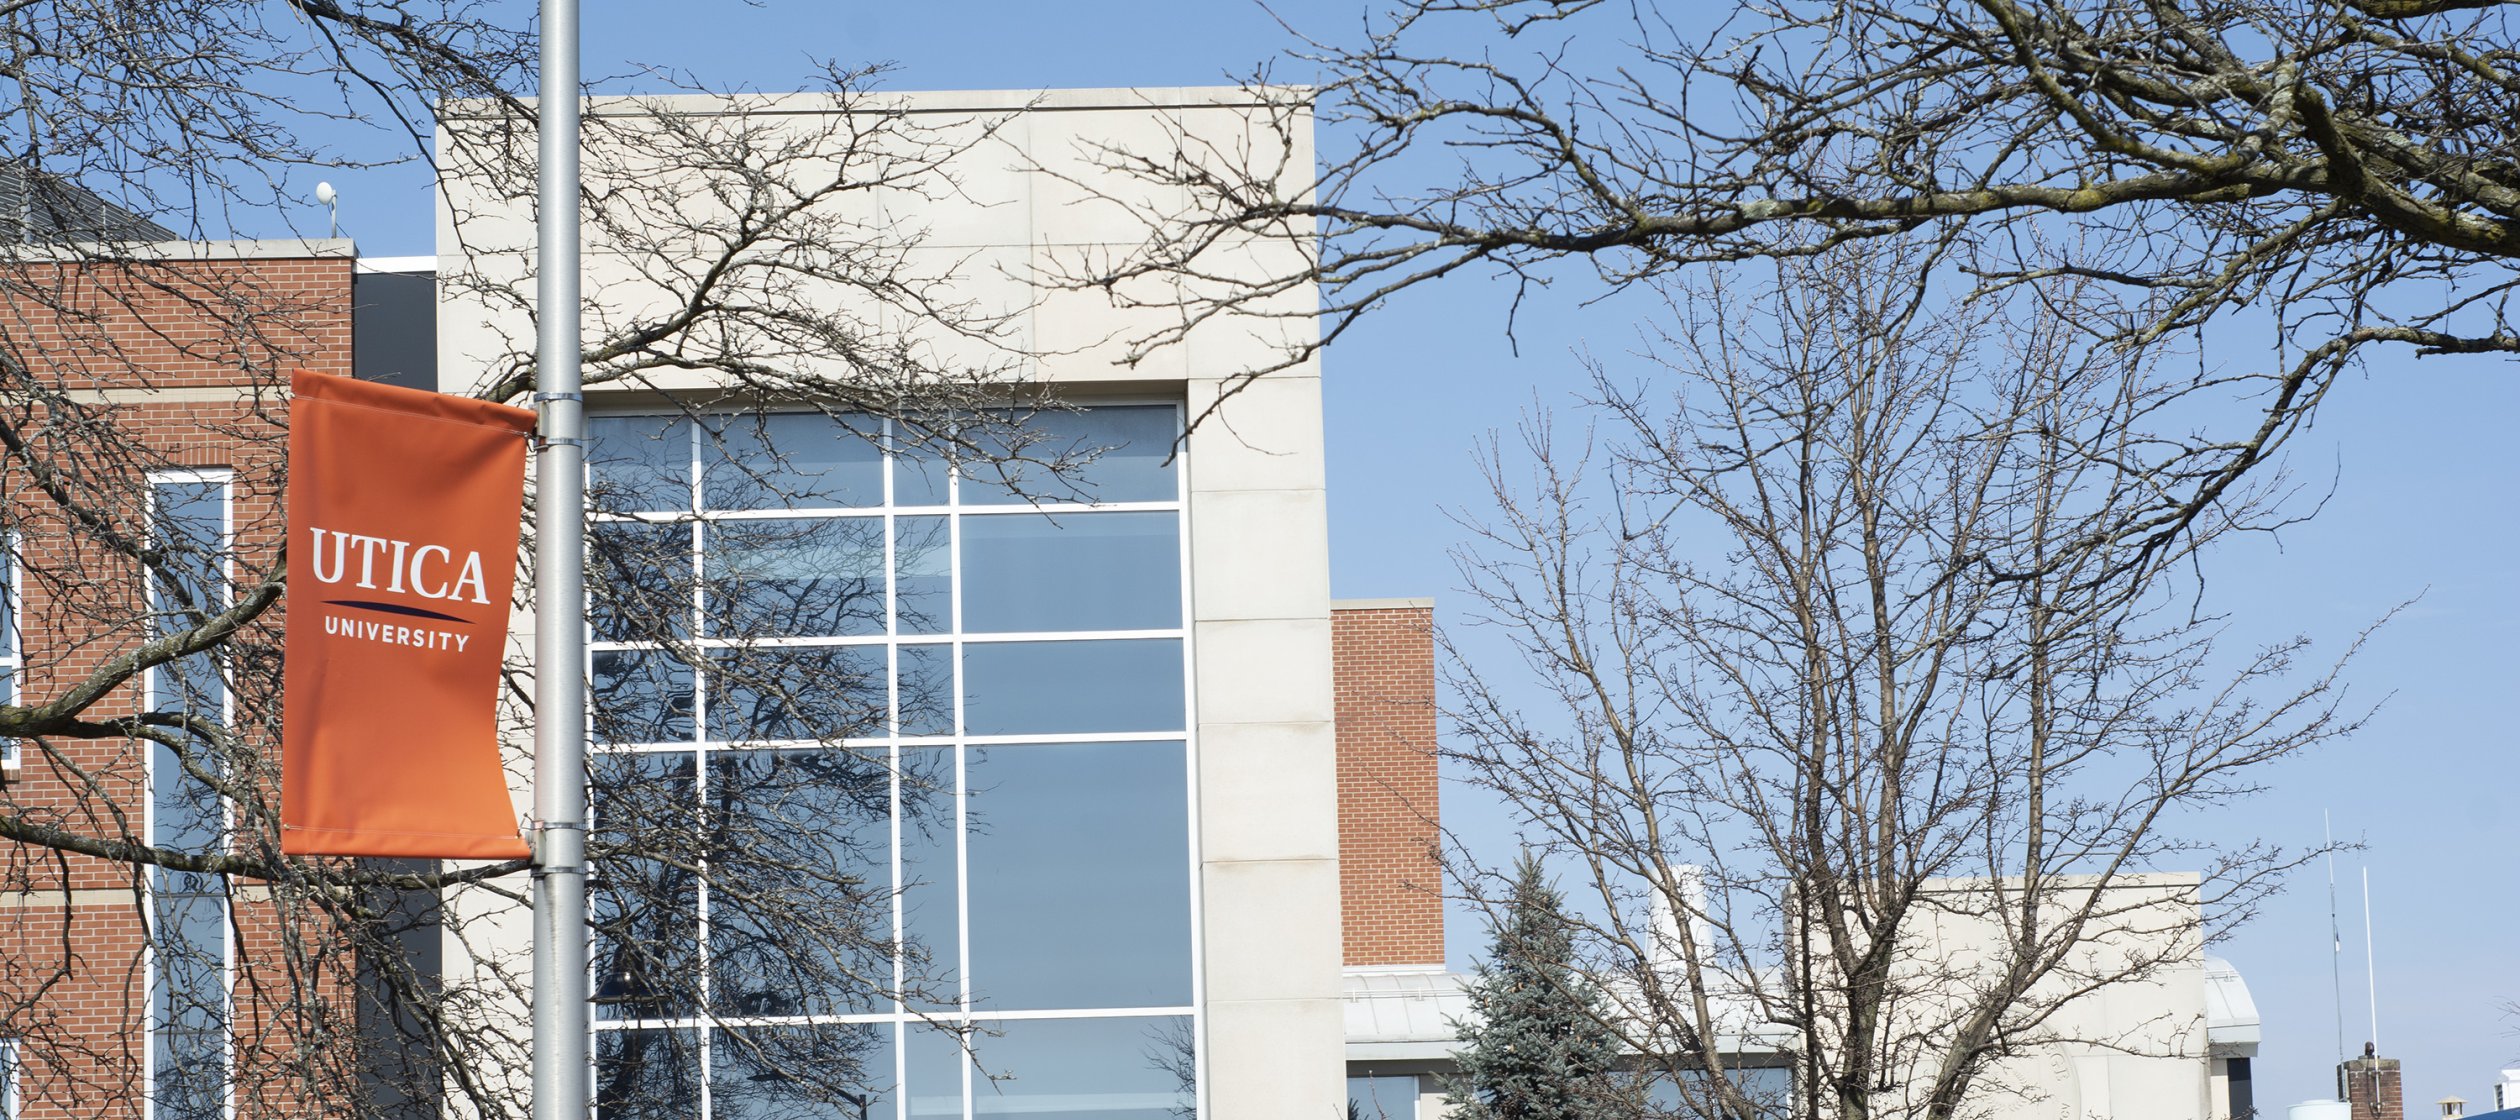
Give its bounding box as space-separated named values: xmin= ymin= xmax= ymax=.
xmin=0 ymin=238 xmax=380 ymax=1120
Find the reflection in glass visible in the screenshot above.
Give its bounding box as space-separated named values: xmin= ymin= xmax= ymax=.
xmin=967 ymin=743 xmax=1190 ymax=1010
xmin=892 ymin=516 xmax=951 ymax=636
xmin=960 ymin=511 xmax=1180 ymax=633
xmin=960 ymin=405 xmax=1179 ymax=506
xmin=0 ymin=544 xmax=14 ymax=652
xmin=707 ymin=646 xmax=887 ymax=742
xmin=148 ymin=478 xmax=228 ymax=1120
xmin=595 ymin=1028 xmax=701 ymax=1120
xmin=897 ymin=644 xmax=953 ymax=737
xmin=150 ymin=881 xmax=227 ymax=1120
xmin=592 ymin=651 xmax=695 ymax=745
xmin=711 ymin=1025 xmax=894 ymax=1120
xmin=903 ymin=1024 xmax=966 ymax=1120
xmin=1348 ymin=1074 xmax=1420 ymax=1120
xmin=1640 ymin=1066 xmax=1796 ymax=1119
xmin=590 ymin=415 xmax=693 ymax=513
xmin=592 ymin=521 xmax=692 ymax=642
xmin=706 ymin=749 xmax=891 ymax=1017
xmin=149 ymin=480 xmax=228 ymax=720
xmin=891 ymin=428 xmax=951 ymax=508
xmin=706 ymin=413 xmax=883 ymax=510
xmin=962 ymin=640 xmax=1184 ymax=736
xmin=899 ymin=747 xmax=958 ymax=1012
xmin=591 ymin=752 xmax=701 ymax=1022
xmin=584 ymin=403 xmax=1200 ymax=1115
xmin=970 ymin=1016 xmax=1195 ymax=1120
xmin=705 ymin=519 xmax=886 ymax=637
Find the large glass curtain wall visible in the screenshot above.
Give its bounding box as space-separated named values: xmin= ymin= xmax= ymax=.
xmin=586 ymin=406 xmax=1197 ymax=1120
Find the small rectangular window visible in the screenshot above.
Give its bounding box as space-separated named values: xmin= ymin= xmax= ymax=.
xmin=0 ymin=542 xmax=18 ymax=770
xmin=1347 ymin=1074 xmax=1419 ymax=1120
xmin=145 ymin=471 xmax=233 ymax=1120
xmin=1 ymin=1037 xmax=20 ymax=1120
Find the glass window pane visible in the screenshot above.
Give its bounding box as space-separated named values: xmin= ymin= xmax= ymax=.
xmin=967 ymin=743 xmax=1190 ymax=1010
xmin=590 ymin=415 xmax=693 ymax=514
xmin=150 ymin=480 xmax=227 ymax=719
xmin=151 ymin=741 xmax=225 ymax=854
xmin=1641 ymin=1067 xmax=1796 ymax=1117
xmin=892 ymin=516 xmax=951 ymax=637
xmin=148 ymin=652 xmax=226 ymax=720
xmin=891 ymin=427 xmax=952 ymax=508
xmin=0 ymin=547 xmax=15 ymax=658
xmin=705 ymin=519 xmax=886 ymax=638
xmin=962 ymin=640 xmax=1183 ymax=736
xmin=595 ymin=1028 xmax=701 ymax=1120
xmin=897 ymin=644 xmax=953 ymax=738
xmin=961 ymin=406 xmax=1179 ymax=506
xmin=899 ymin=747 xmax=958 ymax=1012
xmin=903 ymin=1024 xmax=966 ymax=1120
xmin=706 ymin=748 xmax=892 ymax=1017
xmin=711 ymin=1024 xmax=894 ymax=1120
xmin=591 ymin=521 xmax=691 ymax=642
xmin=592 ymin=651 xmax=695 ymax=746
xmin=151 ymin=481 xmax=226 ymax=607
xmin=707 ymin=646 xmax=888 ymax=742
xmin=591 ymin=752 xmax=700 ymax=1022
xmin=969 ymin=1016 xmax=1195 ymax=1120
xmin=150 ymin=884 xmax=228 ymax=1120
xmin=959 ymin=511 xmax=1180 ymax=633
xmin=1349 ymin=1075 xmax=1419 ymax=1120
xmin=705 ymin=413 xmax=882 ymax=510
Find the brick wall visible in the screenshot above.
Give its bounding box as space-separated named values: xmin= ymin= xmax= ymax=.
xmin=2343 ymin=1055 xmax=2405 ymax=1120
xmin=1332 ymin=601 xmax=1444 ymax=968
xmin=0 ymin=250 xmax=352 ymax=1120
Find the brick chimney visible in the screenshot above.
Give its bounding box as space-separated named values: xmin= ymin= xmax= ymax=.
xmin=1331 ymin=599 xmax=1444 ymax=968
xmin=2340 ymin=1045 xmax=2403 ymax=1120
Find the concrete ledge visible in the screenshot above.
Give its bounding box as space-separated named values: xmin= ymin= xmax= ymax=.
xmin=446 ymin=85 xmax=1314 ymax=122
xmin=8 ymin=237 xmax=354 ymax=262
xmin=1331 ymin=597 xmax=1434 ymax=611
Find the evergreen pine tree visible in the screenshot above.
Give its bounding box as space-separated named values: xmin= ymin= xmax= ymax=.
xmin=1446 ymin=853 xmax=1628 ymax=1120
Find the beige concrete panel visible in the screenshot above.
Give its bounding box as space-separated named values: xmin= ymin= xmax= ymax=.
xmin=446 ymin=244 xmax=1048 ymax=399
xmin=1198 ymin=721 xmax=1339 ymax=863
xmin=1026 ymin=104 xmax=1192 ymax=248
xmin=1202 ymin=858 xmax=1343 ymax=1004
xmin=882 ymin=110 xmax=1037 ymax=250
xmin=1177 ymin=103 xmax=1318 ymax=225
xmin=1201 ymin=995 xmax=1348 ymax=1120
xmin=2103 ymin=1053 xmax=2207 ymax=1120
xmin=1030 ymin=277 xmax=1190 ymax=383
xmin=436 ymin=875 xmax=534 ymax=1119
xmin=1193 ymin=617 xmax=1334 ymax=726
xmin=1185 ymin=374 xmax=1327 ymax=493
xmin=1189 ymin=488 xmax=1330 ymax=622
xmin=436 ymin=273 xmax=534 ymax=400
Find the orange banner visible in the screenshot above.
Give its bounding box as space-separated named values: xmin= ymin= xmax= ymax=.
xmin=281 ymin=369 xmax=534 ymax=859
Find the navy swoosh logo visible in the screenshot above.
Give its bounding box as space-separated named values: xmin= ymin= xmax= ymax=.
xmin=324 ymin=599 xmax=472 ymax=624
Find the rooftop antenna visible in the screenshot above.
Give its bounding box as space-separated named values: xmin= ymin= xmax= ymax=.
xmin=2327 ymin=810 xmax=2346 ymax=1065
xmin=313 ymin=181 xmax=338 ymax=239
xmin=2362 ymin=864 xmax=2380 ymax=1056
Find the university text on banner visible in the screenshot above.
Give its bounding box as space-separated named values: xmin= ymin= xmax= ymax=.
xmin=280 ymin=369 xmax=534 ymax=859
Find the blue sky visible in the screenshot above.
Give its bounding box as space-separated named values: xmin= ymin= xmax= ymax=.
xmin=306 ymin=0 xmax=2519 ymax=1108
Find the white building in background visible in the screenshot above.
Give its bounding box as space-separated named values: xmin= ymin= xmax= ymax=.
xmin=426 ymin=84 xmax=2270 ymax=1120
xmin=436 ymin=87 xmax=1344 ymax=1119
xmin=1341 ymin=873 xmax=2264 ymax=1120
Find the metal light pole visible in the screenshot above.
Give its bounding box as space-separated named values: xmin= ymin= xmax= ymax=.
xmin=530 ymin=0 xmax=588 ymax=1117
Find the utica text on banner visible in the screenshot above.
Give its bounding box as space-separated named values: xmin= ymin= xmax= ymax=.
xmin=280 ymin=369 xmax=534 ymax=859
